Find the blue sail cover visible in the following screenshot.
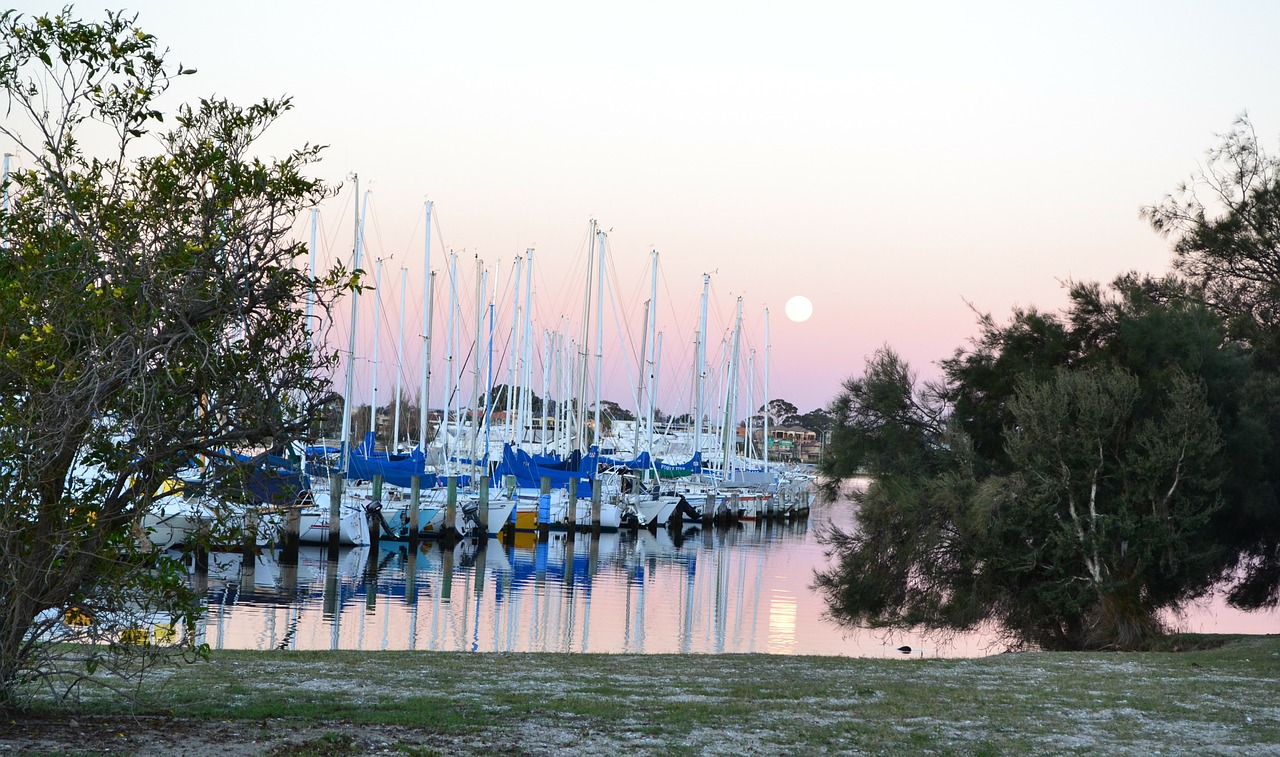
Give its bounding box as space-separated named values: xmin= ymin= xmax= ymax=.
xmin=223 ymin=450 xmax=309 ymax=506
xmin=493 ymin=444 xmax=597 ymax=489
xmin=597 ymin=451 xmax=702 ymax=476
xmin=305 ymin=432 xmax=440 ymax=488
xmin=531 ymin=449 xmax=582 ymax=470
xmin=656 ymin=451 xmax=702 ymax=476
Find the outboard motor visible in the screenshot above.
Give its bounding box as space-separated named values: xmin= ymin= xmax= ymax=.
xmin=461 ymin=499 xmax=482 ymax=533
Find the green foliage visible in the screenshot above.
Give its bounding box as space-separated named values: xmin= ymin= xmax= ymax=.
xmin=0 ymin=8 xmax=347 ymax=704
xmin=761 ymin=398 xmax=799 ymax=426
xmin=1142 ymin=115 xmax=1280 ymax=608
xmin=792 ymin=407 xmax=833 ymax=432
xmin=818 ymin=280 xmax=1247 ymax=650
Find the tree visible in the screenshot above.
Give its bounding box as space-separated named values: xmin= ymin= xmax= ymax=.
xmin=1144 ymin=115 xmax=1280 ymax=351
xmin=994 ymin=368 xmax=1224 ymax=649
xmin=760 ymin=398 xmax=799 ymax=426
xmin=817 ymin=280 xmax=1253 ymax=650
xmin=793 ymin=407 xmax=833 ymax=433
xmin=0 ymin=9 xmax=347 ymax=703
xmin=595 ymin=400 xmax=635 ymax=422
xmin=1143 ymin=116 xmax=1280 ymax=607
xmin=481 ymin=384 xmax=544 ymax=415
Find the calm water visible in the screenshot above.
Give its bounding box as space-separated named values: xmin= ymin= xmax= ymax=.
xmin=189 ymin=499 xmax=1278 ymax=657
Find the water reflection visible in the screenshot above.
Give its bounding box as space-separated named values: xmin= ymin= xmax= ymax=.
xmin=184 ymin=500 xmax=1277 ymax=657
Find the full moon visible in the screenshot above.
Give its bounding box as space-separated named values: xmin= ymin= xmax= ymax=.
xmin=784 ymin=295 xmax=813 ymax=323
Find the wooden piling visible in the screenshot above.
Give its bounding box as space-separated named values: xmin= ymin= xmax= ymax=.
xmin=368 ymin=474 xmax=383 ymax=552
xmin=567 ymin=476 xmax=579 ymax=532
xmin=241 ymin=507 xmax=258 ymax=568
xmin=327 ymin=473 xmax=343 ymax=558
xmin=365 ymin=544 xmax=378 ymax=612
xmin=538 ymin=475 xmax=551 ymax=542
xmin=193 ymin=546 xmax=208 ymax=595
xmin=408 ymin=474 xmax=421 ymax=542
xmin=280 ymin=547 xmax=298 ymax=593
xmin=444 ymin=475 xmax=458 ymax=548
xmin=282 ymin=506 xmax=300 ymax=564
xmin=478 ymin=475 xmax=490 ymax=537
xmin=503 ymin=475 xmax=517 ymax=541
xmin=703 ymin=493 xmax=715 ymax=526
xmin=591 ymin=479 xmax=602 ymax=536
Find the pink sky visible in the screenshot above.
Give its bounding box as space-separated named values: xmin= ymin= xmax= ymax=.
xmin=8 ymin=1 xmax=1280 ymax=414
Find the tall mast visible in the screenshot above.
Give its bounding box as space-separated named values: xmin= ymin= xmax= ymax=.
xmin=508 ymin=255 xmax=523 ymax=443
xmin=695 ymin=273 xmax=709 ymax=462
xmin=392 ymin=266 xmax=408 ymax=449
xmin=305 ymin=208 xmax=317 ymax=348
xmin=368 ymin=257 xmax=385 ymax=450
xmin=471 ymin=257 xmax=484 ymax=478
xmin=746 ymin=349 xmax=755 ymax=459
xmin=444 ymin=252 xmax=458 ymax=468
xmin=592 ymin=228 xmax=606 ymax=452
xmin=521 ymin=249 xmax=536 ymax=446
xmin=485 ymin=295 xmax=495 ymax=470
xmin=645 ymin=250 xmax=659 ymax=455
xmin=634 ymin=299 xmax=650 ymax=456
xmin=420 ymin=272 xmax=436 ymax=452
xmin=541 ymin=330 xmax=553 ymax=455
xmin=418 ymin=200 xmax=434 ymax=453
xmin=723 ymin=297 xmax=743 ymax=481
xmin=651 ymin=331 xmax=662 ymax=457
xmin=338 ymin=178 xmax=364 ymax=473
xmin=576 ymin=219 xmax=597 ymax=450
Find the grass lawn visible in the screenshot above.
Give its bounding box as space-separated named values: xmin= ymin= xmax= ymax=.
xmin=3 ymin=634 xmax=1278 ymax=755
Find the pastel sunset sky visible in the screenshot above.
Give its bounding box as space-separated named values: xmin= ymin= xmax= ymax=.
xmin=10 ymin=1 xmax=1280 ymax=416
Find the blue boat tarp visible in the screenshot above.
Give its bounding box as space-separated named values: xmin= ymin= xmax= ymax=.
xmin=305 ymin=432 xmax=440 ymax=488
xmin=531 ymin=449 xmax=582 ymax=471
xmin=598 ymin=451 xmax=702 ymax=477
xmin=493 ymin=444 xmax=597 ymax=489
xmin=222 ymin=450 xmax=308 ymax=506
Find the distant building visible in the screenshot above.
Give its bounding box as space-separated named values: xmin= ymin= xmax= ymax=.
xmin=757 ymin=425 xmax=819 ymax=461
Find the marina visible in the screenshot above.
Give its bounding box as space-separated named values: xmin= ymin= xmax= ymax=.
xmin=188 ymin=504 xmax=859 ymax=657
xmin=177 ymin=499 xmax=1278 ymax=658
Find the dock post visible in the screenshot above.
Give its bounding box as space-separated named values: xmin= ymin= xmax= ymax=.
xmin=478 ymin=475 xmax=490 ymax=538
xmin=365 ymin=540 xmax=379 ymax=612
xmin=503 ymin=475 xmax=517 ymax=541
xmin=282 ymin=506 xmax=300 ymax=566
xmin=567 ymin=476 xmax=579 ymax=533
xmin=703 ymin=493 xmax=714 ymax=526
xmin=193 ymin=545 xmax=209 ymax=595
xmin=445 ymin=475 xmax=458 ymax=547
xmin=591 ymin=478 xmax=602 ymax=536
xmin=241 ymin=507 xmax=258 ymax=567
xmin=327 ymin=473 xmax=343 ymax=559
xmin=240 ymin=508 xmax=258 ymax=598
xmin=408 ymin=475 xmax=421 ymax=542
xmin=368 ymin=474 xmax=383 ymax=552
xmin=538 ymin=476 xmax=551 ymax=542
